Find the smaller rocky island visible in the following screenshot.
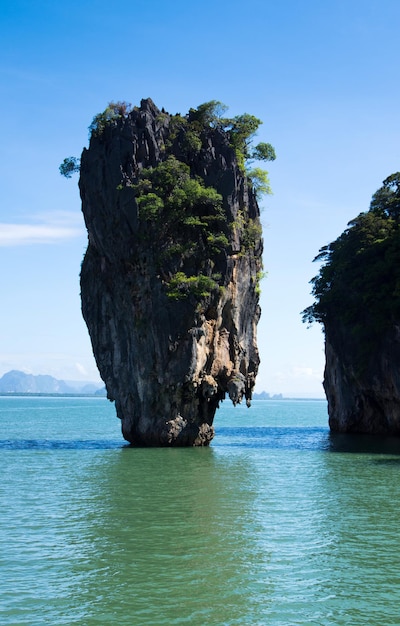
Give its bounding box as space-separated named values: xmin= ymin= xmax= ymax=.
xmin=76 ymin=99 xmax=275 ymax=446
xmin=304 ymin=173 xmax=400 ymax=434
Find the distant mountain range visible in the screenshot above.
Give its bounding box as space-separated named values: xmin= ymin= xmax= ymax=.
xmin=252 ymin=391 xmax=283 ymax=400
xmin=0 ymin=370 xmax=282 ymax=399
xmin=0 ymin=370 xmax=106 ymax=395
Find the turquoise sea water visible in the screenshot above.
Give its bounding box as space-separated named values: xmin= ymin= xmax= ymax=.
xmin=1 ymin=396 xmax=400 ymax=625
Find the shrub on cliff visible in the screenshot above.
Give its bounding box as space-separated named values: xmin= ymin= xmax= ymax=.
xmin=131 ymin=155 xmax=227 ymax=300
xmin=134 ymin=156 xmax=223 ymax=223
xmin=88 ymin=101 xmax=132 ymax=137
xmin=59 ymin=156 xmax=80 ymax=178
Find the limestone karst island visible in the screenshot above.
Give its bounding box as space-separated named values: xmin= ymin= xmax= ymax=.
xmin=304 ymin=173 xmax=400 ymax=435
xmin=61 ymin=99 xmax=275 ymax=446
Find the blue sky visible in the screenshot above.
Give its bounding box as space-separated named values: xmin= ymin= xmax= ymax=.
xmin=1 ymin=0 xmax=399 ymax=396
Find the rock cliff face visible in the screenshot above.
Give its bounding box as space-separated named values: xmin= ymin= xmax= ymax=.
xmin=79 ymin=99 xmax=263 ymax=446
xmin=304 ymin=174 xmax=400 ymax=435
xmin=324 ymin=326 xmax=400 ymax=435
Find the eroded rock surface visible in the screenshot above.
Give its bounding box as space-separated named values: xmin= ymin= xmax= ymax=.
xmin=324 ymin=326 xmax=400 ymax=435
xmin=79 ymin=99 xmax=263 ymax=445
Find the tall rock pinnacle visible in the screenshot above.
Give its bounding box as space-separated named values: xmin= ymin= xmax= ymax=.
xmin=79 ymin=99 xmax=266 ymax=445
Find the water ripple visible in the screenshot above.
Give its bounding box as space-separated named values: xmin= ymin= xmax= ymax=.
xmin=3 ymin=426 xmax=400 ymax=455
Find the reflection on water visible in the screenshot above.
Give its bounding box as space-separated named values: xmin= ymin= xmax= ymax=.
xmin=68 ymin=448 xmax=268 ymax=625
xmin=328 ymin=431 xmax=400 ymax=455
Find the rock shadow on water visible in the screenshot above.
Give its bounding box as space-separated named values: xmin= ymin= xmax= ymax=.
xmin=215 ymin=425 xmax=400 ymax=456
xmin=55 ymin=444 xmax=268 ymax=624
xmin=327 ymin=431 xmax=400 ymax=456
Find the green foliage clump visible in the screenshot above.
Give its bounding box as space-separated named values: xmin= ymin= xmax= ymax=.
xmin=188 ymin=100 xmax=229 ymax=129
xmin=206 ymin=233 xmax=229 ymax=252
xmin=186 ymin=101 xmax=276 ymax=193
xmin=166 ymin=272 xmax=221 ymax=300
xmin=303 ymin=172 xmax=400 ymax=362
xmin=182 ymin=216 xmax=208 ymax=227
xmin=88 ymin=101 xmax=132 ymax=138
xmin=135 ymin=193 xmax=164 ymax=221
xmin=59 ymin=156 xmax=80 ymax=178
xmin=251 ymin=142 xmax=276 ymax=162
xmin=370 ymin=172 xmax=400 ymax=220
xmin=132 ymin=155 xmax=228 ymax=302
xmin=255 ymin=270 xmax=268 ymax=296
xmin=246 ymin=167 xmax=272 ymax=197
xmin=223 ymin=113 xmax=276 ymax=178
xmin=134 ymin=156 xmax=223 ymax=224
xmin=228 ymin=113 xmax=263 ymax=167
xmin=183 ymin=130 xmax=202 ymax=154
xmin=241 ymin=218 xmax=263 ymax=252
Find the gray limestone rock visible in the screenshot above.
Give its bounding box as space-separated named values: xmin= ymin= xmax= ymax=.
xmin=79 ymin=99 xmax=263 ymax=445
xmin=324 ymin=325 xmax=400 ymax=435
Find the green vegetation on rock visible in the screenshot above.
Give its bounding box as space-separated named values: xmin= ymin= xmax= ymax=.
xmin=88 ymin=101 xmax=132 ymax=138
xmin=186 ymin=100 xmax=276 ymax=186
xmin=129 ymin=101 xmax=274 ymax=302
xmin=59 ymin=156 xmax=80 ymax=178
xmin=303 ymin=172 xmax=400 ymax=360
xmin=166 ymin=272 xmax=222 ymax=301
xmin=132 ymin=155 xmax=227 ymax=300
xmin=134 ymin=156 xmax=223 ymax=224
xmin=60 ymin=99 xmax=276 ymax=199
xmin=62 ymin=98 xmax=275 ymax=305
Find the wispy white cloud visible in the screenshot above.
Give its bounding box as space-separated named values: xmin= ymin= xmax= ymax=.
xmin=273 ymin=364 xmax=323 ymax=383
xmin=263 ymin=363 xmax=324 ymax=397
xmin=75 ymin=362 xmax=88 ymax=376
xmin=291 ymin=365 xmax=322 ymax=380
xmin=0 ymin=212 xmax=84 ymax=246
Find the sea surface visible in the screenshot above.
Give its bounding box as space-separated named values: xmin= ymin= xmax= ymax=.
xmin=1 ymin=396 xmax=400 ymax=625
